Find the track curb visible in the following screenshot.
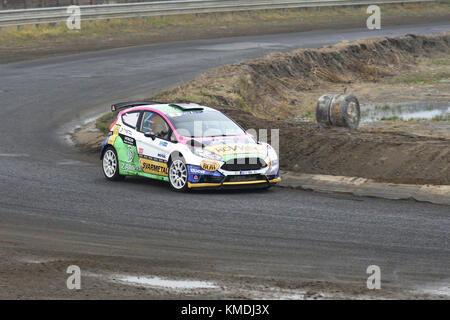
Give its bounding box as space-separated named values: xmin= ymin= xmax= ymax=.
xmin=279 ymin=171 xmax=450 ymax=205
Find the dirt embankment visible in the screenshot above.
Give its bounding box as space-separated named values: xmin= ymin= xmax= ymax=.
xmin=155 ymin=33 xmax=450 ymax=119
xmin=151 ymin=33 xmax=450 ymax=185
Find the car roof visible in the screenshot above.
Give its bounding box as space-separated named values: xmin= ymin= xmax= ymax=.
xmin=121 ymin=103 xmax=217 ymax=117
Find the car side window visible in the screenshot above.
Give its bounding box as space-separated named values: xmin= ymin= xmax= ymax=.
xmin=122 ymin=111 xmax=140 ymax=129
xmin=140 ymin=111 xmax=171 ymax=140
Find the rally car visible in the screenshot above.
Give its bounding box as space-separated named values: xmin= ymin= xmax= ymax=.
xmin=100 ymin=101 xmax=280 ymax=191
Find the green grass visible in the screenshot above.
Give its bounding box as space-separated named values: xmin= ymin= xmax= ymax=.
xmin=297 ymin=108 xmax=316 ymax=120
xmin=375 ymin=104 xmax=392 ymax=111
xmin=96 ymin=112 xmax=116 ymax=134
xmin=431 ymin=55 xmax=450 ymax=66
xmin=402 ymin=72 xmax=450 ymax=84
xmin=380 ymin=116 xmax=400 ymax=121
xmin=431 ymin=114 xmax=450 ymax=121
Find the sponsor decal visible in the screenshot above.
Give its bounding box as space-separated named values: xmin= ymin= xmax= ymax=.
xmin=159 ymin=141 xmax=168 ymax=147
xmin=121 ymin=135 xmax=136 ymax=146
xmin=107 ymin=124 xmax=121 ymax=145
xmin=139 ymin=154 xmax=168 ymax=163
xmin=121 ymin=163 xmax=141 ymax=171
xmin=187 ymin=165 xmax=223 ymax=183
xmin=205 ymin=143 xmax=263 ymax=156
xmin=157 ymin=153 xmax=167 ymax=159
xmin=127 ymin=145 xmax=135 ymax=162
xmin=201 ymin=136 xmax=252 ymax=147
xmin=140 ymin=159 xmax=168 ymax=176
xmin=240 ymin=170 xmax=256 ymax=175
xmin=168 ymin=112 xmax=183 ymax=117
xmin=189 ymin=167 xmax=207 ymax=175
xmin=200 ymin=160 xmax=219 ymax=172
xmin=138 ymin=147 xmax=144 ymax=154
xmin=119 ymin=127 xmax=133 ymax=136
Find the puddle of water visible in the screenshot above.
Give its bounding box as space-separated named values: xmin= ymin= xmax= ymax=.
xmin=114 ymin=275 xmax=218 ymax=290
xmin=0 ymin=153 xmax=29 ymax=157
xmin=418 ymin=283 xmax=450 ymax=297
xmin=197 ymin=42 xmax=284 ymax=51
xmin=18 ymin=257 xmax=58 ymax=264
xmin=361 ymin=101 xmax=449 ymax=122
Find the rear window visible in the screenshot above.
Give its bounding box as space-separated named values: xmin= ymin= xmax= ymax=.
xmin=122 ymin=111 xmax=140 ymax=129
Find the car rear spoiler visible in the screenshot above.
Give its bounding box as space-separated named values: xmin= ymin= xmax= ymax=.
xmin=169 ymin=103 xmax=204 ymax=112
xmin=111 ymin=101 xmax=166 ymax=112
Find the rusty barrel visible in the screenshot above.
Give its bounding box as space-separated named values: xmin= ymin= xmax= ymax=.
xmin=316 ymin=94 xmax=360 ymax=130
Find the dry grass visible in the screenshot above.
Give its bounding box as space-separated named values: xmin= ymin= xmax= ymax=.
xmin=151 ymin=33 xmax=449 ymax=121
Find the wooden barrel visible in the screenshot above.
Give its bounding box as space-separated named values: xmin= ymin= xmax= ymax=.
xmin=316 ymin=94 xmax=360 ymax=130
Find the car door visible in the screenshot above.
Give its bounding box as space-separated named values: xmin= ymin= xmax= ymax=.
xmin=116 ymin=110 xmax=141 ymax=174
xmin=135 ymin=111 xmax=174 ymax=177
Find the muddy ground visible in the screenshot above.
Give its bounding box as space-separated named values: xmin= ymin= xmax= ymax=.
xmin=81 ymin=33 xmax=449 ymax=185
xmin=0 ymin=244 xmax=444 ymax=300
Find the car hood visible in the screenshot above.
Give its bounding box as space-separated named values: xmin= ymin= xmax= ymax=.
xmin=189 ymin=136 xmax=267 ymax=161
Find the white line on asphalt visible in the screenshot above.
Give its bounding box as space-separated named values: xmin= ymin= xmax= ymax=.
xmin=0 ymin=153 xmax=29 ymax=157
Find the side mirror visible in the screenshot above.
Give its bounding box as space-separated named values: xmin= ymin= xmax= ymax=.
xmin=170 ymin=133 xmax=178 ymax=144
xmin=144 ymin=131 xmax=156 ymax=140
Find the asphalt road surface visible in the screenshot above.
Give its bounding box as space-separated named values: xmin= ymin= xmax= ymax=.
xmin=0 ymin=23 xmax=449 ymax=298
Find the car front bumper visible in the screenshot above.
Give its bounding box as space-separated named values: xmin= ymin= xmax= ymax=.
xmin=186 ymin=164 xmax=280 ymax=189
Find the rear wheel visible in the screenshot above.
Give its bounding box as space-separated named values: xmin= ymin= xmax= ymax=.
xmin=168 ymin=159 xmax=188 ymax=192
xmin=102 ymin=146 xmax=124 ymax=181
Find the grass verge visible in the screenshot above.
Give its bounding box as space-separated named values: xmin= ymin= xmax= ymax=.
xmin=1 ymin=2 xmax=450 ymax=63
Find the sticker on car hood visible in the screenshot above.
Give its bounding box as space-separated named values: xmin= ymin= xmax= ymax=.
xmin=204 ymin=143 xmax=265 ymax=156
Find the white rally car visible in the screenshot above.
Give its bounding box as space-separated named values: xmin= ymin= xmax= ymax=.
xmin=100 ymin=101 xmax=280 ymax=191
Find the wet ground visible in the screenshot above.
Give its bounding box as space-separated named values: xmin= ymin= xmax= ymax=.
xmin=361 ymin=101 xmax=449 ymax=122
xmin=358 ymin=101 xmax=450 ymax=138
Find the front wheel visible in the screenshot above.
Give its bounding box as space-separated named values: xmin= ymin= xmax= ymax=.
xmin=168 ymin=159 xmax=188 ymax=192
xmin=102 ymin=146 xmax=124 ymax=181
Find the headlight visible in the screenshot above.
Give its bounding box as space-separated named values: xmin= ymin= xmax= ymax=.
xmin=265 ymin=144 xmax=279 ymax=173
xmin=191 ymin=147 xmax=222 ymax=161
xmin=266 ymin=144 xmax=278 ymax=161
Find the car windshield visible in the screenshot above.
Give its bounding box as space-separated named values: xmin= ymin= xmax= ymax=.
xmin=168 ymin=111 xmax=246 ymax=138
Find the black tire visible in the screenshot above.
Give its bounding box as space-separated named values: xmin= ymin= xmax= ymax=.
xmin=342 ymin=94 xmax=360 ymax=130
xmin=102 ymin=146 xmax=125 ymax=181
xmin=168 ymin=156 xmax=188 ymax=192
xmin=316 ymin=94 xmax=334 ymax=127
